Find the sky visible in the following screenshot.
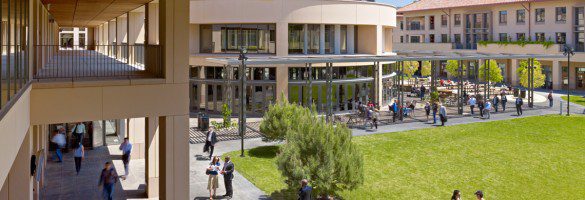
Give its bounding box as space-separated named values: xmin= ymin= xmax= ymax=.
xmin=377 ymin=0 xmax=415 ymax=7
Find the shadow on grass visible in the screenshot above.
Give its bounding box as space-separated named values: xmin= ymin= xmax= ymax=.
xmin=248 ymin=145 xmax=279 ymax=158
xmin=268 ymin=188 xmax=298 ymax=200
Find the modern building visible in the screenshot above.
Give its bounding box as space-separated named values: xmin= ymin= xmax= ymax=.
xmin=189 ymin=0 xmax=397 ymax=114
xmin=0 ymin=0 xmax=190 ymax=199
xmin=394 ymin=0 xmax=585 ymax=91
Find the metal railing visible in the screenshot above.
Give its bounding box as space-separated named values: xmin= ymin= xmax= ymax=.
xmin=33 ymin=44 xmax=163 ymax=80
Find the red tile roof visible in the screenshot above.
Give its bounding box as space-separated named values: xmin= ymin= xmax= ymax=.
xmin=398 ymin=0 xmax=547 ymax=13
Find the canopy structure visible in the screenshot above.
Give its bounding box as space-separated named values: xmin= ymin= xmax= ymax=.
xmin=206 ymin=52 xmax=564 ymax=66
xmin=205 ymin=52 xmax=564 ymax=122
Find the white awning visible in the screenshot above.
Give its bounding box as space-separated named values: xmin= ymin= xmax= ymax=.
xmin=205 ymin=52 xmax=564 ymax=66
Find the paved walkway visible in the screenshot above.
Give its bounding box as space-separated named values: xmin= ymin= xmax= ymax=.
xmin=188 ymin=91 xmax=584 ymax=200
xmin=43 ymin=145 xmax=146 ymax=200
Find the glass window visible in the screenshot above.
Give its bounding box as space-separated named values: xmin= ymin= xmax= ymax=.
xmin=288 ymin=24 xmax=304 ymax=54
xmin=307 ymin=24 xmax=320 ymax=54
xmin=324 ymin=25 xmax=335 ymax=54
xmin=499 ymin=11 xmax=507 ymax=24
xmin=340 ymin=25 xmax=348 ymax=53
xmin=441 ymin=15 xmax=448 ymax=26
xmin=535 ymin=32 xmax=545 ymax=42
xmin=454 ymin=14 xmax=461 ymax=26
xmin=535 ymin=8 xmax=545 ymax=23
xmin=517 ymin=10 xmax=526 ymax=23
xmin=410 ymin=36 xmax=421 ymax=43
xmin=517 ymin=33 xmax=526 ymax=41
xmin=556 ymin=7 xmax=566 ymax=22
xmin=576 ymin=7 xmax=585 ymax=26
xmin=429 ymin=34 xmax=435 ymax=43
xmin=499 ymin=33 xmax=508 ymax=41
xmin=400 ymin=21 xmax=403 ymax=30
xmin=556 ymin=32 xmax=566 ymax=44
xmin=400 ymin=36 xmax=404 ymax=43
xmin=454 ymin=34 xmax=462 ymax=43
xmin=441 ymin=34 xmax=448 ymax=43
xmin=429 ymin=16 xmax=435 ymax=30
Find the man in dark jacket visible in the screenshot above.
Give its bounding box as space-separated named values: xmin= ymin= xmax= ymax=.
xmin=492 ymin=95 xmax=500 ymax=112
xmin=515 ymin=97 xmax=524 ymax=116
xmin=298 ymin=179 xmax=312 ymax=200
xmin=221 ymin=156 xmax=235 ymax=198
xmin=204 ymin=127 xmax=218 ymax=160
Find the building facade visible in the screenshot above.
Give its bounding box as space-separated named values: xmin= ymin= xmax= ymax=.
xmin=189 ymin=0 xmax=397 ymax=114
xmin=394 ymin=0 xmax=585 ymax=91
xmin=0 ymin=0 xmax=190 ymax=199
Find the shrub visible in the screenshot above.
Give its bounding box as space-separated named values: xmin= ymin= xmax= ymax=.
xmin=479 ymin=59 xmax=504 ymax=83
xmin=517 ymin=59 xmax=546 ymax=88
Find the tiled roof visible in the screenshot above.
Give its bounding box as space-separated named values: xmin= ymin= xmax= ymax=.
xmin=398 ymin=0 xmax=543 ymax=13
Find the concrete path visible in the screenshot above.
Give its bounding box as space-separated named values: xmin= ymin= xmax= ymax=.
xmin=43 ymin=145 xmax=146 ymax=200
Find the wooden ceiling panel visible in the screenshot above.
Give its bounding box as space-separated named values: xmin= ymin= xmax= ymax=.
xmin=42 ymin=0 xmax=151 ymax=27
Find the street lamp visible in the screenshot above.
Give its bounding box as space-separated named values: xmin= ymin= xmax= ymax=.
xmin=238 ymin=47 xmax=248 ymax=157
xmin=563 ymin=44 xmax=574 ymax=116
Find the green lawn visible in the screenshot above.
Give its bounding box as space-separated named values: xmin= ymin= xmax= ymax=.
xmin=562 ymin=95 xmax=585 ymax=107
xmin=224 ymin=115 xmax=585 ymax=199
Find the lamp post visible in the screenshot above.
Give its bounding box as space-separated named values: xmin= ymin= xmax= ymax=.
xmin=238 ymin=47 xmax=248 ymax=157
xmin=563 ymin=44 xmax=574 ymax=116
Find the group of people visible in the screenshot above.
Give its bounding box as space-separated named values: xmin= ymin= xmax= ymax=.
xmin=206 ymin=156 xmax=235 ymax=199
xmin=50 ymin=122 xmax=134 ymax=200
xmin=451 ymin=190 xmax=485 ymax=200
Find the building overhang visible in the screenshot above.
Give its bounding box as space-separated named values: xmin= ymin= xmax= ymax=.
xmin=206 ymin=52 xmax=565 ymax=66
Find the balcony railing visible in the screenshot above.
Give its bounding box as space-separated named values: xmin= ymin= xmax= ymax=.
xmin=33 ymin=44 xmax=163 ymax=80
xmin=452 ymin=43 xmax=477 ymax=50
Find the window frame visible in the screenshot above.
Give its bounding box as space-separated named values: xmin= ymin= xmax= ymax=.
xmin=499 ymin=10 xmax=508 ymax=24
xmin=535 ymin=8 xmax=545 ymax=23
xmin=516 ymin=9 xmax=526 ymax=24
xmin=556 ymin=7 xmax=566 ymax=23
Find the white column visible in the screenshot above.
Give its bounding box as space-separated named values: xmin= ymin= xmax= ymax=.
xmin=128 ymin=118 xmax=146 ymax=159
xmin=146 ymin=117 xmax=160 ymax=198
xmin=347 ymin=25 xmax=355 ymax=54
xmin=552 ymin=60 xmax=562 ymax=90
xmin=319 ymin=24 xmax=325 ymax=54
xmin=510 ymin=59 xmax=519 ymax=86
xmin=376 ymin=25 xmax=383 ymax=55
xmin=303 ymin=24 xmax=308 ymax=54
xmin=334 ymin=25 xmax=341 ymax=54
xmin=73 ymin=28 xmax=80 ymax=47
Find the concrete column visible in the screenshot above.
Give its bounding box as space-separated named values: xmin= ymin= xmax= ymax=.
xmin=319 ymin=24 xmax=325 ymax=54
xmin=190 ymin=24 xmax=200 ymax=54
xmin=275 ymin=65 xmax=289 ymax=101
xmin=376 ymin=25 xmax=383 ymax=55
xmin=303 ymin=24 xmax=308 ymax=54
xmin=199 ymin=67 xmax=206 ymax=108
xmin=276 ymin=22 xmax=288 ymax=56
xmin=374 ymin=63 xmax=383 ymax=106
xmin=128 ymin=11 xmax=146 ymax=45
xmin=128 ymin=118 xmax=146 ymax=159
xmin=569 ymin=64 xmax=576 ymax=89
xmin=73 ymin=28 xmax=80 ymax=47
xmin=6 ymin=131 xmax=32 ymax=200
xmin=510 ymin=59 xmax=519 ymax=86
xmin=145 ymin=117 xmax=160 ymax=198
xmin=334 ymin=25 xmax=341 ymax=54
xmin=159 ymin=115 xmax=189 ymax=200
xmin=552 ymin=60 xmax=562 ymax=90
xmin=347 ymin=25 xmax=355 ymax=54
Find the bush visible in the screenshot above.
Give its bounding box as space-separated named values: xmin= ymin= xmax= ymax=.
xmin=265 ymin=101 xmax=364 ymax=198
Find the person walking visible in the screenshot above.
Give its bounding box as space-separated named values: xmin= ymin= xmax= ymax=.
xmin=207 ymin=156 xmax=221 ymax=199
xmin=119 ymin=138 xmax=133 ymax=180
xmin=221 ymin=156 xmax=235 ymax=199
xmin=424 ymin=102 xmax=431 ymax=122
xmin=391 ymin=100 xmax=398 ymax=123
xmin=484 ymin=101 xmax=492 ymax=119
xmin=515 ymin=96 xmax=524 ymax=116
xmin=548 ymin=92 xmax=554 ymax=107
xmin=432 ymin=102 xmax=439 ymax=124
xmin=477 ymin=99 xmax=485 ymax=118
xmin=73 ymin=122 xmax=86 ymax=144
xmin=501 ymin=93 xmax=508 ymax=111
xmin=204 ymin=127 xmax=218 ymax=160
xmin=468 ymin=96 xmax=477 ymax=115
xmin=451 ymin=190 xmax=461 ymax=200
xmin=298 ymin=179 xmax=312 ymax=200
xmin=420 ymin=85 xmax=426 ymax=100
xmin=73 ymin=142 xmax=84 ymax=175
xmin=439 ymin=104 xmax=447 ymax=126
xmin=475 ymin=190 xmax=485 ymax=200
xmin=98 ymin=162 xmax=118 ymax=200
xmin=372 ymin=109 xmax=379 ymax=130
xmin=51 ymin=129 xmax=66 ymax=162
xmin=492 ymin=95 xmax=500 ymax=112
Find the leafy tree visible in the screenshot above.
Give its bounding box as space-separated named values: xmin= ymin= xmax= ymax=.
xmin=259 ymin=99 xmax=313 ymax=141
xmin=445 ymin=60 xmax=467 ymax=78
xmin=265 ymin=101 xmax=364 ymax=198
xmin=517 ymin=59 xmax=546 ymax=88
xmin=478 ymin=59 xmax=504 ymax=83
xmin=421 ymin=61 xmax=432 ymax=77
xmin=402 ymin=61 xmax=419 ymax=78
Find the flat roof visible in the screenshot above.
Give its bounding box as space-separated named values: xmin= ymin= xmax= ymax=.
xmin=206 ymin=52 xmax=565 ymax=66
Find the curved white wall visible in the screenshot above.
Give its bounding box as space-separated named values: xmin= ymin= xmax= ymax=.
xmin=190 ymin=0 xmax=396 ymax=26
